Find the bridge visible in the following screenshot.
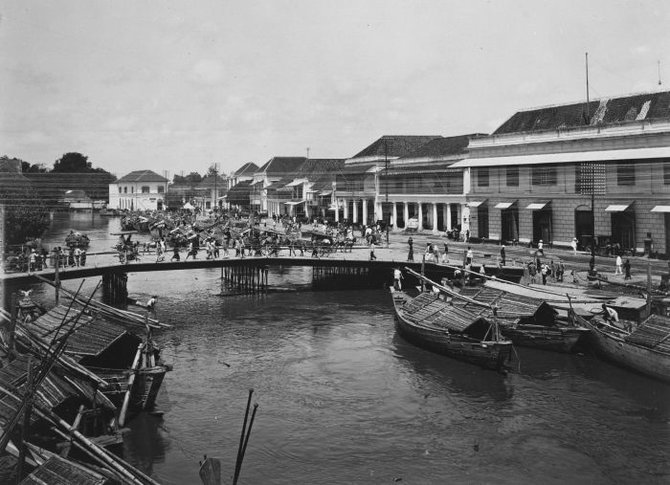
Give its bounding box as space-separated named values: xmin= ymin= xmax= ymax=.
xmin=1 ymin=246 xmax=524 ymax=304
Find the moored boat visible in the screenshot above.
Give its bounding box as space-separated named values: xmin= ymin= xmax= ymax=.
xmin=456 ymin=285 xmax=590 ymax=353
xmin=570 ymin=307 xmax=670 ymax=383
xmin=392 ymin=269 xmax=513 ymax=371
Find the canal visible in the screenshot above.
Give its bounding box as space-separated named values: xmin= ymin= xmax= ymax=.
xmin=6 ymin=212 xmax=670 ymax=484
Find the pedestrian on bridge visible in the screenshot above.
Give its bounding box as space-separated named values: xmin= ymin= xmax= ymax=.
xmin=407 ymin=237 xmax=414 ymax=262
xmin=171 ymin=245 xmax=180 ymax=262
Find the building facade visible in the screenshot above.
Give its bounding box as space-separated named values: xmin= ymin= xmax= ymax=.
xmin=453 ymin=91 xmax=670 ymax=255
xmin=108 ymin=170 xmax=169 ymax=211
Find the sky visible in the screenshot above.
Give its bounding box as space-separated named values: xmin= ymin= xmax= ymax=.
xmin=1 ymin=0 xmax=669 ymax=179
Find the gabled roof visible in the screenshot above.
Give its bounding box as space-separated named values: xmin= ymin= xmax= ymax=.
xmin=116 ymin=170 xmax=168 ymax=183
xmin=257 ymin=157 xmax=307 ymax=176
xmin=234 ymin=162 xmax=259 ymax=177
xmin=351 ymin=135 xmax=441 ymax=159
xmin=399 ymin=134 xmax=486 ymax=159
xmin=494 ymin=90 xmax=670 ymax=135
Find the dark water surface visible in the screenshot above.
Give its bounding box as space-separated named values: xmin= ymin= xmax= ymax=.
xmin=13 ymin=213 xmax=670 ymax=484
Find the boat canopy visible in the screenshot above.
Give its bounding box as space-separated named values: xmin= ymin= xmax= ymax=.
xmin=625 ymin=315 xmax=670 ymax=352
xmin=402 ymin=293 xmax=492 ymax=337
xmin=25 ymin=305 xmax=140 ymax=358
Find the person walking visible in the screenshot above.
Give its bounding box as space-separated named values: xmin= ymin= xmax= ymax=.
xmin=570 ymin=237 xmax=578 ymax=254
xmin=500 ymin=245 xmax=506 ymax=267
xmin=623 ymin=259 xmax=632 ymax=280
xmin=541 ymin=263 xmax=549 ymax=285
xmin=442 ymin=242 xmax=449 ymax=263
xmin=170 ymin=244 xmax=180 ymax=261
xmin=615 ymin=255 xmax=623 ymax=275
xmin=370 ymin=241 xmax=377 ymax=261
xmin=407 ymin=237 xmax=414 ymax=262
xmin=466 ymin=246 xmax=473 ymax=265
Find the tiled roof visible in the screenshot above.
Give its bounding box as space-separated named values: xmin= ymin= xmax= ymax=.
xmin=198 ymin=174 xmax=227 ymax=188
xmin=234 ymin=162 xmax=259 ymax=177
xmin=399 ymin=134 xmax=487 ymax=159
xmin=116 ymin=170 xmax=168 ymax=183
xmin=258 ymin=157 xmax=307 ymax=175
xmin=351 ymin=135 xmax=441 ymax=159
xmin=494 ymin=90 xmax=670 ymax=135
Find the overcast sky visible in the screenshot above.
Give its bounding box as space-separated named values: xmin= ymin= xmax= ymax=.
xmin=2 ymin=0 xmax=669 ymax=178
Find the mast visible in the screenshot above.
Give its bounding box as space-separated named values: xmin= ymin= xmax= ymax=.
xmin=585 ymin=52 xmax=590 ymax=122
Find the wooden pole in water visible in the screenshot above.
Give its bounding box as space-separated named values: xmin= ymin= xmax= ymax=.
xmin=234 ymin=389 xmax=254 ymax=484
xmin=54 ymin=254 xmax=60 ymax=305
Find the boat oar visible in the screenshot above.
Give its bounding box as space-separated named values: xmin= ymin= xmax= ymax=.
xmin=233 ymin=389 xmax=253 ymax=485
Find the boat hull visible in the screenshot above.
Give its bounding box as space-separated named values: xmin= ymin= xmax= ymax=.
xmin=576 ymin=314 xmax=670 ymax=383
xmin=500 ymin=325 xmax=589 ymax=353
xmin=394 ymin=311 xmax=513 ymax=371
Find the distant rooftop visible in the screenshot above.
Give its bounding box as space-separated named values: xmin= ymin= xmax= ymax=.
xmin=494 ymin=90 xmax=670 ymax=135
xmin=399 ymin=134 xmax=488 ymax=159
xmin=233 ymin=162 xmax=259 ymax=177
xmin=351 ymin=135 xmax=441 ymax=159
xmin=116 ymin=170 xmax=168 ymax=183
xmin=257 ymin=157 xmax=307 ymax=175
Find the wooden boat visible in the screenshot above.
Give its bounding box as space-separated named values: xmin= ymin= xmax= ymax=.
xmin=570 ymin=307 xmax=670 ymax=383
xmin=392 ymin=270 xmax=513 ymax=371
xmin=64 ymin=231 xmax=90 ymax=249
xmin=456 ymin=285 xmax=590 ymax=353
xmin=19 ymin=304 xmax=171 ymax=424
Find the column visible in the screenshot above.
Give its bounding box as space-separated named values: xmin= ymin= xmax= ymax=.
xmin=362 ymin=200 xmax=368 ymax=225
xmin=335 ymin=200 xmax=340 ymax=222
xmin=418 ymin=202 xmax=424 ymax=230
xmin=432 ymin=203 xmax=439 ymax=234
xmin=403 ymin=202 xmax=409 ymax=229
xmin=343 ymin=198 xmax=349 ymax=220
xmin=352 ymin=200 xmax=358 ymax=223
xmin=392 ymin=203 xmax=398 ymax=230
xmin=446 ymin=203 xmax=452 ymax=231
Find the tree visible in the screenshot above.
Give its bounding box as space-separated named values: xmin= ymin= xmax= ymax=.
xmin=206 ymin=164 xmax=219 ymax=177
xmin=185 ymin=172 xmax=203 ymax=184
xmin=21 ymin=161 xmax=47 ymax=173
xmin=1 ymin=186 xmax=50 ymax=245
xmin=53 ymin=152 xmax=92 ymax=172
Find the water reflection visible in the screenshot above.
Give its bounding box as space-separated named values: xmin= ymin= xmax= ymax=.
xmin=391 ymin=334 xmax=514 ymax=402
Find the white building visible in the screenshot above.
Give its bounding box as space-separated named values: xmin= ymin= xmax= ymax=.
xmin=108 ymin=170 xmax=169 ymax=211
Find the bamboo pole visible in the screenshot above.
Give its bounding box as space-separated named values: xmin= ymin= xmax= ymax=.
xmin=119 ymin=343 xmax=144 ymax=427
xmin=16 ymin=356 xmax=33 ymax=484
xmin=0 ymin=383 xmax=152 ymax=485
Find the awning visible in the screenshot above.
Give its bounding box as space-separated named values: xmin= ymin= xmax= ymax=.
xmin=526 ymin=201 xmax=551 ymax=210
xmin=651 ymin=206 xmax=670 ymax=213
xmin=320 ymin=190 xmax=332 ymax=196
xmin=284 ymin=200 xmax=306 ymax=206
xmin=605 ymin=203 xmax=632 ymax=212
xmin=495 ymin=201 xmax=516 ymax=209
xmin=451 ymin=146 xmax=670 ymax=168
xmin=467 ymin=200 xmax=487 ymax=208
xmin=286 ymin=179 xmax=305 ymax=187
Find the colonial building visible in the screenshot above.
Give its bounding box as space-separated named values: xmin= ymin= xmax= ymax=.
xmin=197 ymin=174 xmax=227 ymax=210
xmin=452 ymin=90 xmax=670 ymax=256
xmin=251 ymin=157 xmax=306 ymax=215
xmin=108 ymin=170 xmax=169 ymax=211
xmin=334 ymin=135 xmax=440 ymax=226
xmin=226 ymin=162 xmax=258 ymax=190
xmin=265 ymin=158 xmax=345 ymax=219
xmin=379 ymin=134 xmax=486 ymax=233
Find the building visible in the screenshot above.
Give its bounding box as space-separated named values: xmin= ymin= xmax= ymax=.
xmin=451 ymin=90 xmax=670 ymax=255
xmin=197 ymin=174 xmax=227 ymax=210
xmin=226 ymin=162 xmax=258 ymax=190
xmin=334 ymin=135 xmax=440 ymax=226
xmin=379 ymin=134 xmax=486 ymax=233
xmin=265 ymin=158 xmax=345 ymax=219
xmin=251 ymin=157 xmax=306 ymax=214
xmin=108 ymin=170 xmax=169 ymax=211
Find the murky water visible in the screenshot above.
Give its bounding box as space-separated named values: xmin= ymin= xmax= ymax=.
xmin=12 ymin=213 xmax=670 ymax=484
